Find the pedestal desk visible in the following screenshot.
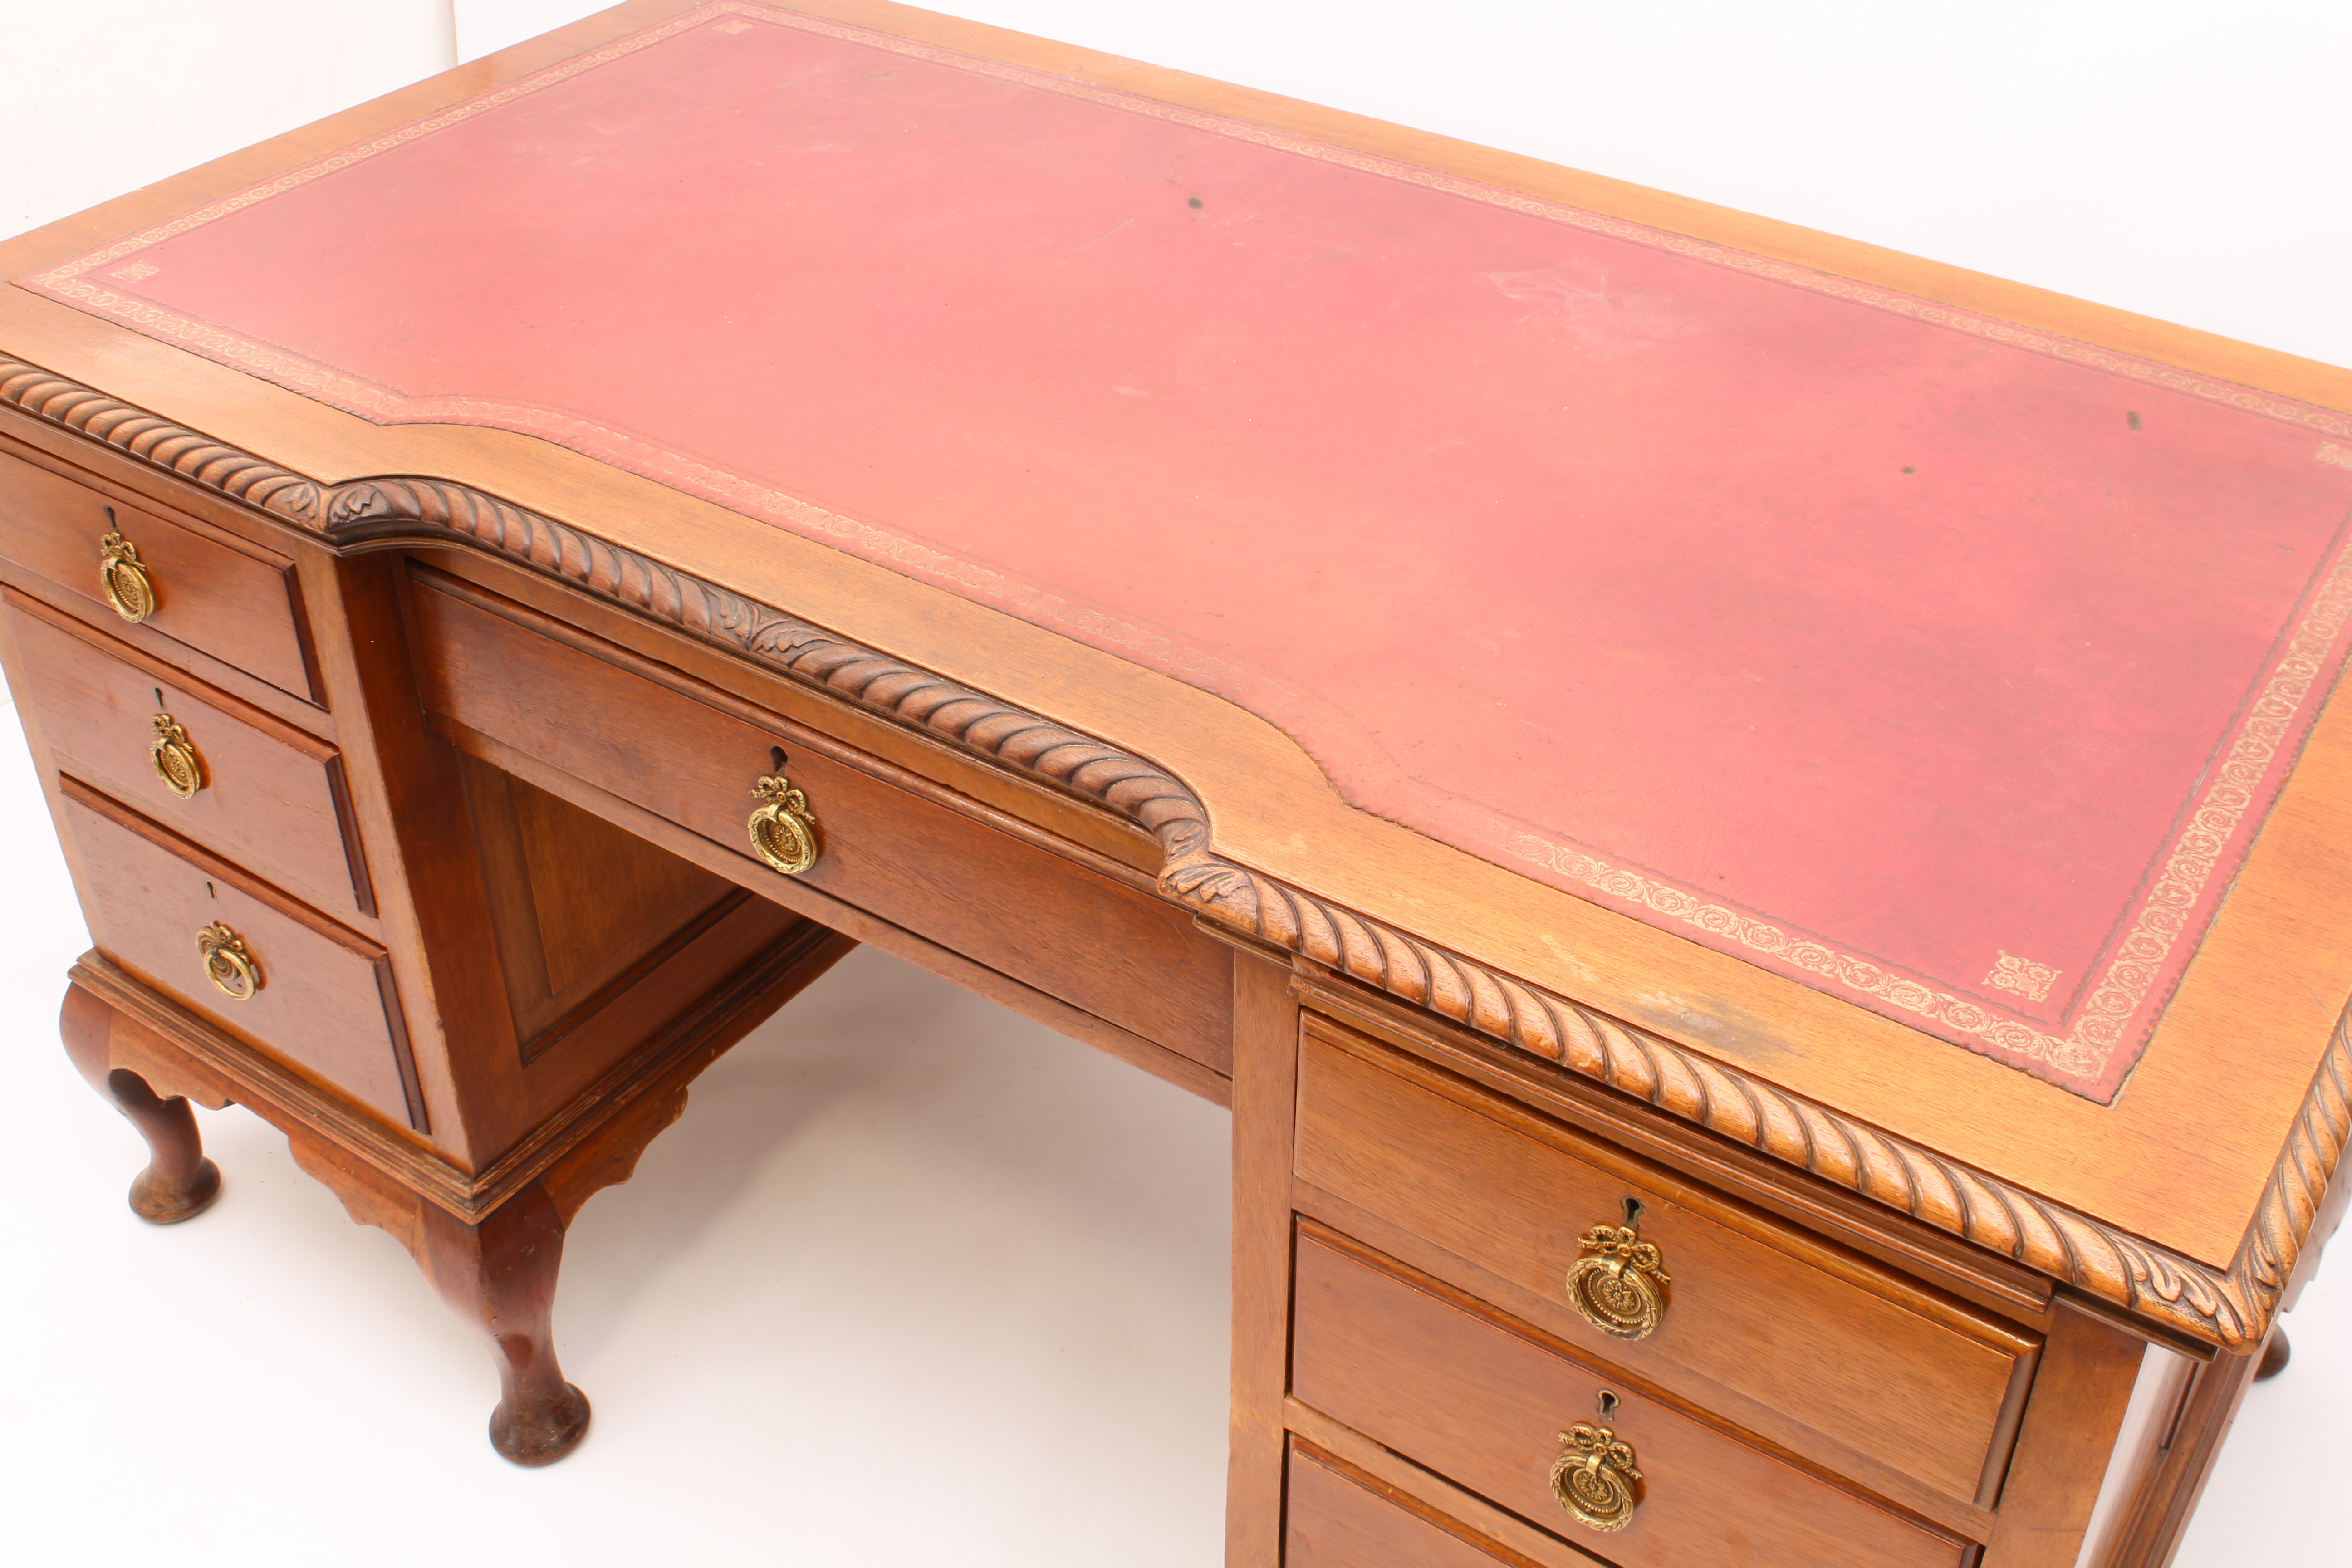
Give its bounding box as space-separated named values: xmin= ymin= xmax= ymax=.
xmin=5 ymin=4 xmax=2347 ymax=1565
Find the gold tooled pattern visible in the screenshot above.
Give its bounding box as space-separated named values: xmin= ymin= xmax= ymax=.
xmin=1486 ymin=525 xmax=2352 ymax=1086
xmin=2 ymin=353 xmax=2341 ymax=1354
xmin=27 ymin=2 xmax=2352 ymax=1092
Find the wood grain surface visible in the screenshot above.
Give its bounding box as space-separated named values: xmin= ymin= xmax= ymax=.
xmin=3 ymin=354 xmax=2339 ymax=1349
xmin=1977 ymin=1303 xmax=2147 ymax=1568
xmin=1289 ymin=1224 xmax=1970 ymax=1568
xmin=1224 ymin=947 xmax=1300 ymax=1568
xmin=407 ymin=564 xmax=1236 ymax=1076
xmin=1294 ymin=1021 xmax=2038 ymax=1505
xmin=0 ymin=445 xmax=317 ymax=701
xmin=58 ymin=779 xmax=421 ymax=1127
xmin=5 ymin=588 xmax=368 ymax=918
xmin=1287 ymin=1441 xmax=1558 ymax=1568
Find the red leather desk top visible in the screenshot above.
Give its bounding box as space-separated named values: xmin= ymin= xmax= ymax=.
xmin=26 ymin=2 xmax=2352 ymax=1100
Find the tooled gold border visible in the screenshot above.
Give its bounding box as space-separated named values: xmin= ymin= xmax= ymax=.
xmin=1 ymin=348 xmax=2339 ymax=1350
xmin=19 ymin=1 xmax=2352 ymax=1093
xmin=27 ymin=0 xmax=2352 ymax=442
xmin=1433 ymin=528 xmax=2352 ymax=1086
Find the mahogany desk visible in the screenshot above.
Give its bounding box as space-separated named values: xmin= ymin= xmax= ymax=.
xmin=3 ymin=4 xmax=2346 ymax=1565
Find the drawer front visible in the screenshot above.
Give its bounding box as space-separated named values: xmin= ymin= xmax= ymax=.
xmin=59 ymin=781 xmax=423 ymax=1130
xmin=410 ymin=573 xmax=1233 ymax=1075
xmin=1287 ymin=1443 xmax=1533 ymax=1568
xmin=8 ymin=592 xmax=370 ymax=920
xmin=1292 ymin=1228 xmax=1968 ymax=1568
xmin=0 ymin=449 xmax=317 ymax=701
xmin=1295 ymin=1024 xmax=2036 ymax=1504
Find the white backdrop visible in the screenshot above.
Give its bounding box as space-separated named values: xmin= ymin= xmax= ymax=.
xmin=2 ymin=5 xmax=2345 ymax=1566
xmin=8 ymin=1 xmax=2349 ymax=366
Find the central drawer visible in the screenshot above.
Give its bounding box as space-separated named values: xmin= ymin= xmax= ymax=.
xmin=406 ymin=566 xmax=1233 ymax=1078
xmin=1294 ymin=1018 xmax=2039 ymax=1506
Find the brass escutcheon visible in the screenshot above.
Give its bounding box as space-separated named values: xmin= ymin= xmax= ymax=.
xmin=747 ymin=773 xmax=820 ymax=874
xmin=1563 ymin=1212 xmax=1672 ymax=1339
xmin=98 ymin=530 xmax=157 ymax=623
xmin=1550 ymin=1422 xmax=1643 ymax=1533
xmin=195 ymin=921 xmax=261 ymax=1001
xmin=150 ymin=712 xmax=204 ymax=799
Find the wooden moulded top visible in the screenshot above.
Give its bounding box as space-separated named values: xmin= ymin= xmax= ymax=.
xmin=3 ymin=0 xmax=2345 ymax=1347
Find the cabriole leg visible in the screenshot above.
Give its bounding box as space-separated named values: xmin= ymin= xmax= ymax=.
xmin=418 ymin=1180 xmax=591 ymax=1466
xmin=108 ymin=1069 xmax=224 ymax=1224
xmin=60 ymin=984 xmax=222 ymax=1224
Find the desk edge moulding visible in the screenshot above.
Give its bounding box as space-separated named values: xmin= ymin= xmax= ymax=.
xmin=3 ymin=348 xmax=2341 ymax=1354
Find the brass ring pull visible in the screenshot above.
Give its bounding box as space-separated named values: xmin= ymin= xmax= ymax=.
xmin=195 ymin=921 xmax=261 ymax=1001
xmin=98 ymin=530 xmax=158 ymax=623
xmin=150 ymin=713 xmax=205 ymax=799
xmin=1551 ymin=1423 xmax=1642 ymax=1532
xmin=1563 ymin=1215 xmax=1671 ymax=1339
xmin=747 ymin=773 xmax=820 ymax=874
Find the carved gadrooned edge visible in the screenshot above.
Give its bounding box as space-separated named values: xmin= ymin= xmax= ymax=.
xmin=4 ymin=351 xmax=2338 ymax=1350
xmin=0 ymin=358 xmax=326 ymax=521
xmin=322 ymin=473 xmax=1219 ymax=863
xmin=1170 ymin=856 xmax=2350 ymax=1351
xmin=0 ymin=353 xmax=1209 ymax=856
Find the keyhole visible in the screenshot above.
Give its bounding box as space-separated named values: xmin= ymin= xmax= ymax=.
xmin=769 ymin=745 xmax=788 ymax=772
xmin=1597 ymin=1390 xmax=1620 ymax=1421
xmin=1621 ymin=1196 xmax=1644 ymax=1228
xmin=104 ymin=505 xmax=116 ymax=527
xmin=205 ymin=881 xmax=216 ymax=901
xmin=153 ymin=687 xmax=165 ymax=710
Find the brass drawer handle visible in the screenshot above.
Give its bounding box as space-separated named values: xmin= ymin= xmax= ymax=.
xmin=1551 ymin=1422 xmax=1642 ymax=1533
xmin=747 ymin=772 xmax=820 ymax=874
xmin=1563 ymin=1211 xmax=1671 ymax=1339
xmin=98 ymin=529 xmax=158 ymax=623
xmin=195 ymin=921 xmax=262 ymax=1001
xmin=150 ymin=713 xmax=205 ymax=799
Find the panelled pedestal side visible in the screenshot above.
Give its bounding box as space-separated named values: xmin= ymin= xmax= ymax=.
xmin=1225 ymin=952 xmax=2269 ymax=1568
xmin=0 ymin=425 xmax=858 ymax=1464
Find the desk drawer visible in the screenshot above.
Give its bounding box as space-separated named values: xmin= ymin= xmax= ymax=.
xmin=59 ymin=780 xmax=424 ymax=1130
xmin=8 ymin=591 xmax=371 ymax=920
xmin=0 ymin=448 xmax=317 ymax=701
xmin=1294 ymin=1021 xmax=2037 ymax=1506
xmin=408 ymin=572 xmax=1232 ymax=1076
xmin=1286 ymin=1442 xmax=1535 ymax=1568
xmin=1292 ymin=1227 xmax=1968 ymax=1568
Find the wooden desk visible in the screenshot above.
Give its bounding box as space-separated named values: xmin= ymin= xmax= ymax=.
xmin=3 ymin=4 xmax=2345 ymax=1565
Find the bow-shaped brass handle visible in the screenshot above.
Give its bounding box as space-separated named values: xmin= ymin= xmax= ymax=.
xmin=98 ymin=529 xmax=158 ymax=623
xmin=1563 ymin=1211 xmax=1672 ymax=1339
xmin=746 ymin=773 xmax=820 ymax=874
xmin=195 ymin=921 xmax=261 ymax=1001
xmin=1551 ymin=1422 xmax=1643 ymax=1532
xmin=150 ymin=712 xmax=204 ymax=799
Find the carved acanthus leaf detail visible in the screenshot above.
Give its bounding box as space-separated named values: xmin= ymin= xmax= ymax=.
xmin=4 ymin=349 xmax=2339 ymax=1351
xmin=0 ymin=359 xmax=322 ymax=522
